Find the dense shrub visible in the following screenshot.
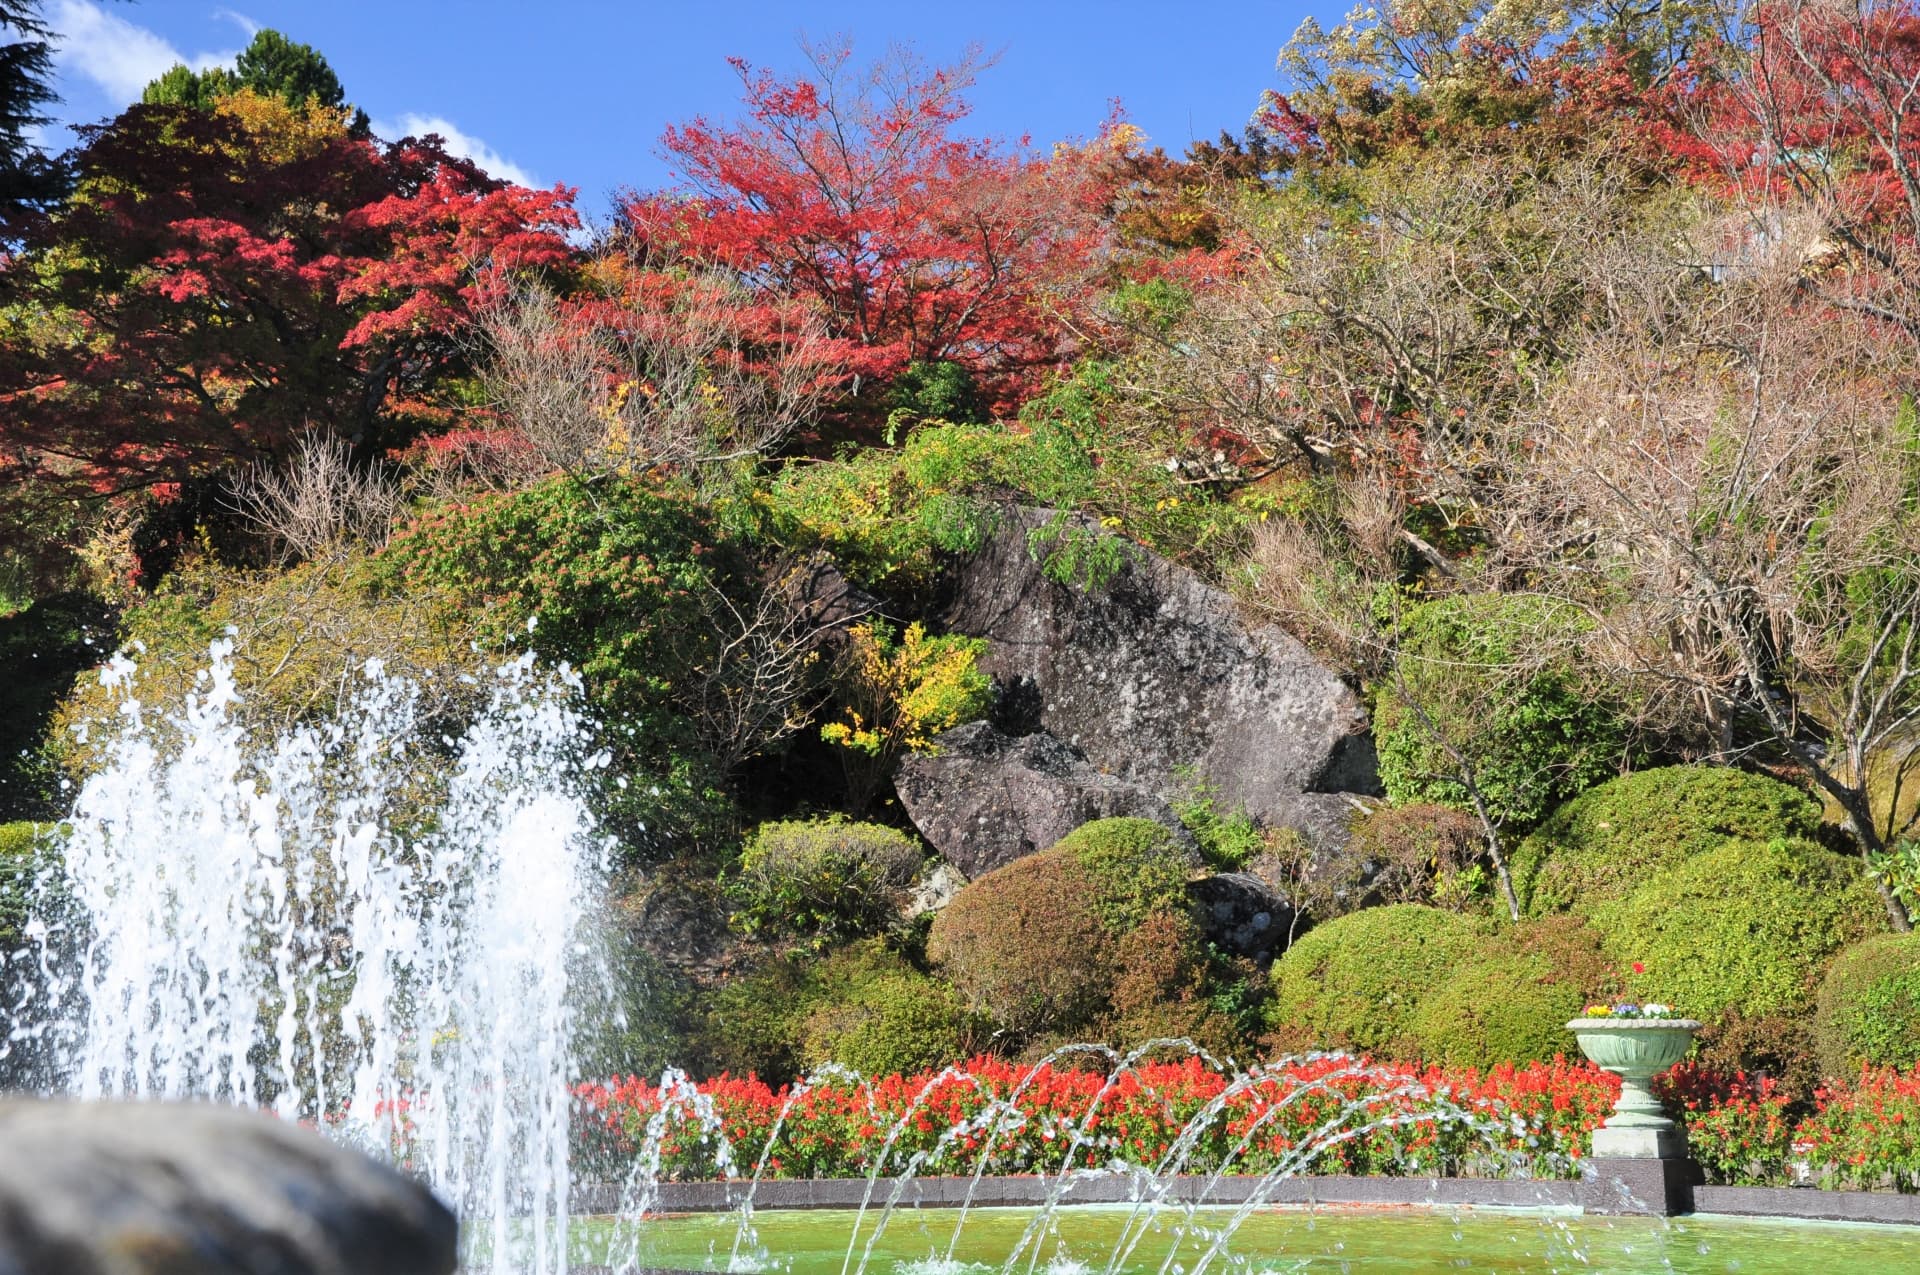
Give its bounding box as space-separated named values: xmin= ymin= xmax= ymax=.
xmin=1269 ymin=906 xmax=1607 ymax=1067
xmin=819 ymin=621 xmax=990 ymax=810
xmin=888 ymin=359 xmax=989 ymax=426
xmin=51 ymin=556 xmax=484 ymax=781
xmin=764 ymin=374 xmax=1258 ymax=600
xmin=1171 ymin=776 xmax=1265 ymax=872
xmin=763 ymin=422 xmax=1016 ymax=595
xmin=1695 ymin=1010 xmax=1822 ymax=1099
xmin=1406 ymin=946 xmax=1585 ymax=1070
xmin=1264 ymin=905 xmax=1484 ymax=1056
xmin=695 ymin=944 xmax=981 ymax=1082
xmin=1596 ymin=838 xmax=1884 ymax=1020
xmin=1103 ymin=910 xmax=1246 ymax=1060
xmin=1345 ymin=803 xmax=1488 ymax=910
xmin=727 ymin=817 xmax=924 ymax=949
xmin=0 ymin=593 xmax=112 ymax=820
xmin=1513 ymin=766 xmax=1825 ymax=917
xmin=1404 ymin=916 xmax=1615 ymax=1070
xmin=374 ymin=476 xmax=754 ymax=853
xmin=1814 ymin=933 xmax=1920 ymax=1076
xmin=796 ymin=955 xmax=988 ymax=1076
xmin=1373 ymin=594 xmax=1626 ymax=830
xmin=1054 ymin=817 xmax=1196 ymax=933
xmin=926 ymin=846 xmax=1115 ymax=1038
xmin=927 ymin=818 xmax=1198 ymax=1041
xmin=0 ymin=821 xmax=56 ymax=951
xmin=696 ymin=955 xmax=817 ymax=1081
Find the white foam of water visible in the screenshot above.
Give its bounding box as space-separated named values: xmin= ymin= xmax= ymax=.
xmin=9 ymin=642 xmax=610 ymax=1275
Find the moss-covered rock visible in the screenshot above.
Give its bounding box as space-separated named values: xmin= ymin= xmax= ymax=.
xmin=1513 ymin=766 xmax=1824 ymax=917
xmin=1595 ymin=838 xmax=1884 ymax=1020
xmin=1263 ymin=904 xmax=1484 ymax=1055
xmin=1814 ymin=933 xmax=1920 ymax=1076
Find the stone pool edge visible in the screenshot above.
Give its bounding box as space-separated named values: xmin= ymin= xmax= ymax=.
xmin=581 ymin=1161 xmax=1914 ymax=1224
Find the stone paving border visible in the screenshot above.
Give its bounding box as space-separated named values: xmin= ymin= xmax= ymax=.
xmin=1690 ymin=1185 xmax=1920 ymax=1226
xmin=578 ymin=1164 xmax=1920 ymax=1225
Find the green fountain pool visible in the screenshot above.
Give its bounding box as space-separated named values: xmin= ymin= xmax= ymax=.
xmin=573 ymin=1205 xmax=1920 ymax=1274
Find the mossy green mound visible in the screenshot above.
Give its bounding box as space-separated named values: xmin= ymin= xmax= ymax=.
xmin=1596 ymin=837 xmax=1883 ymax=1020
xmin=1513 ymin=766 xmax=1824 ymax=917
xmin=1814 ymin=932 xmax=1920 ymax=1076
xmin=1268 ymin=905 xmax=1608 ymax=1066
xmin=1264 ymin=905 xmax=1484 ymax=1056
xmin=928 ymin=818 xmax=1196 ymax=1040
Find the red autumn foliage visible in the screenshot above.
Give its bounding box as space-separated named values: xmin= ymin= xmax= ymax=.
xmin=0 ymin=96 xmax=578 ymax=501
xmin=626 ymin=43 xmax=1119 ymax=418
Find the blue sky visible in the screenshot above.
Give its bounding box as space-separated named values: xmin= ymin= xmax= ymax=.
xmin=41 ymin=1 xmax=1317 ymax=221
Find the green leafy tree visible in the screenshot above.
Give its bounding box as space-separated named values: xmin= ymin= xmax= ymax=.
xmin=142 ymin=28 xmax=368 ymax=132
xmin=373 ymin=476 xmax=767 ymax=856
xmin=1375 ymin=593 xmax=1629 ymax=919
xmin=0 ymin=1 xmax=61 ymax=223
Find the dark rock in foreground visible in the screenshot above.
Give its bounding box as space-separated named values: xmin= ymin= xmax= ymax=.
xmin=0 ymin=1099 xmax=456 ymax=1275
xmin=939 ymin=507 xmax=1379 ymax=833
xmin=894 ymin=721 xmax=1193 ymax=879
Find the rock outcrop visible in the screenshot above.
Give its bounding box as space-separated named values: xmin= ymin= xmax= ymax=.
xmin=1191 ymin=872 xmax=1299 ymax=960
xmin=936 ymin=507 xmax=1379 ymax=837
xmin=893 ymin=721 xmax=1192 ymax=880
xmin=0 ymin=1099 xmax=456 ymax=1275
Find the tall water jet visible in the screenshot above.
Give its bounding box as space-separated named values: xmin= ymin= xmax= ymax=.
xmin=2 ymin=641 xmax=612 ymax=1275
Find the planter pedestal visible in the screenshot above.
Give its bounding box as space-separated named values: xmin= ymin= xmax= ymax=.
xmin=1568 ymin=1013 xmax=1705 ymax=1216
xmin=1591 ymin=1124 xmax=1688 ymax=1159
xmin=1567 ymin=1017 xmax=1702 ymax=1176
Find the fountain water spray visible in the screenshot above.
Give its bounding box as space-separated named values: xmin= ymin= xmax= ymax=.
xmin=3 ymin=641 xmax=612 ymax=1275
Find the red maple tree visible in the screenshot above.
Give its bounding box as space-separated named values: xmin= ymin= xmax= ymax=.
xmin=627 ymin=42 xmax=1117 ymax=418
xmin=0 ymin=91 xmax=578 ymax=502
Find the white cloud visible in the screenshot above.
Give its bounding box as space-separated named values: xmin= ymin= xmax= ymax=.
xmin=212 ymin=8 xmax=260 ymax=39
xmin=51 ymin=0 xmax=236 ymax=104
xmin=373 ymin=113 xmax=537 ymax=188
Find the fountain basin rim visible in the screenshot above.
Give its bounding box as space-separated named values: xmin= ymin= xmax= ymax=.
xmin=1565 ymin=1018 xmax=1703 ymax=1030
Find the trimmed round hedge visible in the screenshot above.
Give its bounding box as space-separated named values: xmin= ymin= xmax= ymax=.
xmin=1513 ymin=766 xmax=1824 ymax=917
xmin=728 ymin=816 xmax=924 ymax=948
xmin=1406 ymin=948 xmax=1585 ymax=1069
xmin=696 ymin=944 xmax=983 ymax=1081
xmin=1267 ymin=905 xmax=1608 ymax=1067
xmin=1264 ymin=905 xmax=1484 ymax=1056
xmin=927 ymin=817 xmax=1196 ymax=1040
xmin=798 ymin=961 xmax=987 ymax=1077
xmin=1814 ymin=933 xmax=1920 ymax=1076
xmin=1595 ymin=837 xmax=1884 ymax=1020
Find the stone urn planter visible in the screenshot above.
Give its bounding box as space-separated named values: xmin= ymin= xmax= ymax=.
xmin=1567 ymin=1017 xmax=1702 ymax=1159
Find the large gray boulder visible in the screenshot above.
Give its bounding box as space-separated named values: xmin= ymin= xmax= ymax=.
xmin=941 ymin=508 xmax=1380 ymax=830
xmin=893 ymin=721 xmax=1192 ymax=879
xmin=0 ymin=1100 xmax=456 ymax=1275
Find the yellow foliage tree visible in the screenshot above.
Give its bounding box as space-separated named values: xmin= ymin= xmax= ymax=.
xmin=821 ymin=620 xmax=991 ymax=809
